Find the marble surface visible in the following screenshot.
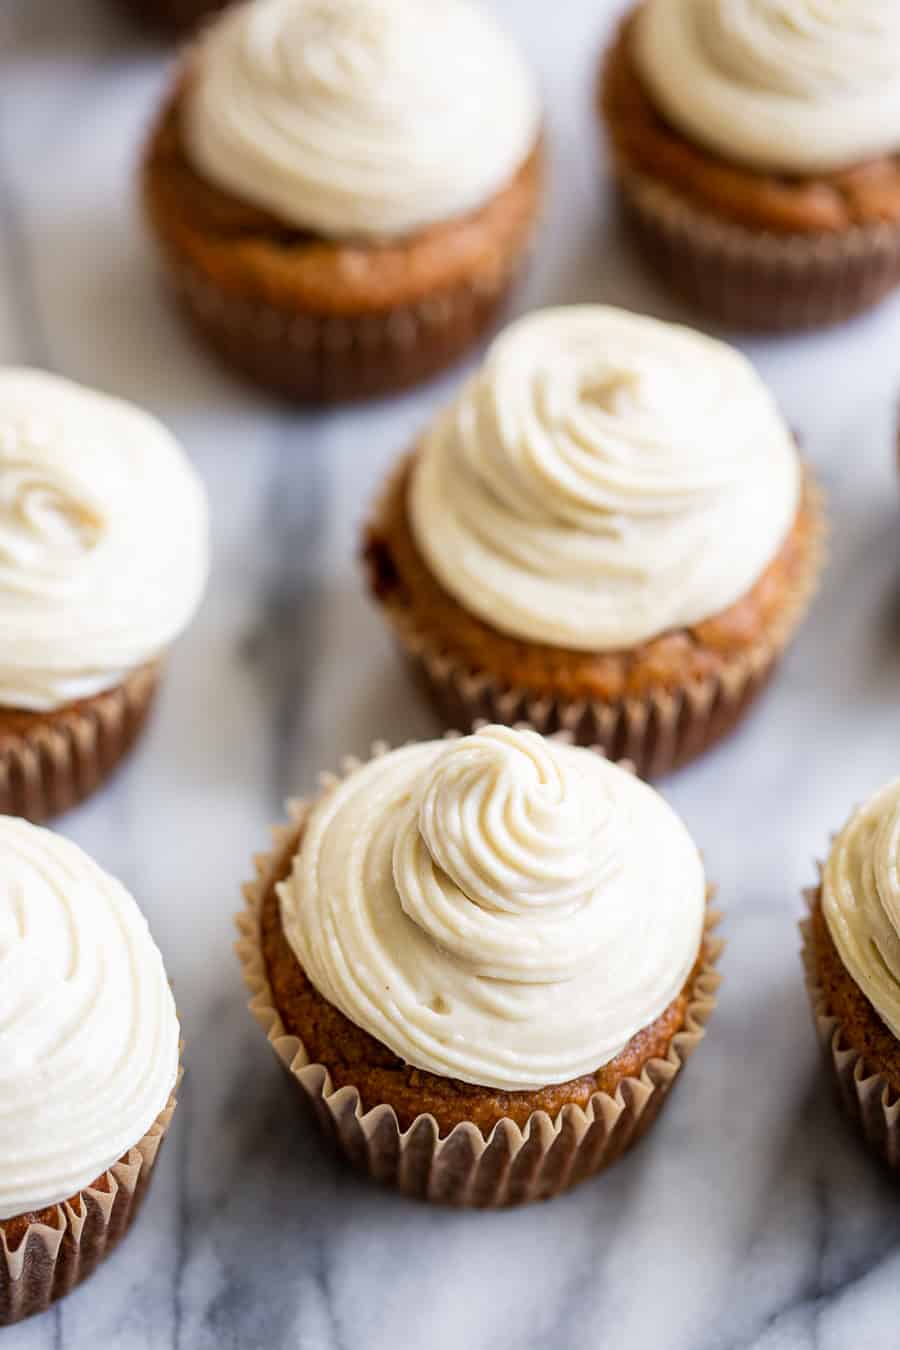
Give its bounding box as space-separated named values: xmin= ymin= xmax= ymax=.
xmin=3 ymin=1 xmax=900 ymax=1346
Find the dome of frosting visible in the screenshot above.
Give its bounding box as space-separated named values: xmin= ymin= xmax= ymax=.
xmin=0 ymin=818 xmax=179 ymax=1219
xmin=409 ymin=306 xmax=799 ymax=652
xmin=182 ymin=0 xmax=540 ymax=239
xmin=278 ymin=727 xmax=706 ymax=1091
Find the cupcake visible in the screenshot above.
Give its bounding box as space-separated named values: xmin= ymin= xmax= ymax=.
xmin=802 ymin=780 xmax=900 ymax=1169
xmin=237 ymin=725 xmax=720 ymax=1207
xmin=0 ymin=369 xmax=209 ymax=822
xmin=0 ymin=818 xmax=180 ymax=1324
xmin=364 ymin=306 xmax=824 ymax=778
xmin=117 ymin=0 xmax=229 ymax=35
xmin=142 ymin=0 xmax=543 ymax=403
xmin=600 ymin=2 xmax=900 ymax=331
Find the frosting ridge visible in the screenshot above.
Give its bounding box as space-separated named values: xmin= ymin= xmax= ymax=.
xmin=278 ymin=727 xmax=706 ymax=1090
xmin=0 ymin=817 xmax=180 ymax=1220
xmin=183 ymin=0 xmax=541 ymax=239
xmin=409 ymin=306 xmax=799 ymax=652
xmin=634 ymin=0 xmax=900 ymax=174
xmin=0 ymin=368 xmax=209 ymax=712
xmin=823 ymin=779 xmax=900 ymax=1038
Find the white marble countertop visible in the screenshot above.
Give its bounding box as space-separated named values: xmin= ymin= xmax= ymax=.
xmin=4 ymin=1 xmax=900 ymax=1346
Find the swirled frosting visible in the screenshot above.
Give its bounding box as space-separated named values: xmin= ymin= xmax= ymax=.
xmin=0 ymin=368 xmax=209 ymax=712
xmin=278 ymin=726 xmax=706 ymax=1090
xmin=634 ymin=0 xmax=900 ymax=175
xmin=409 ymin=306 xmax=799 ymax=652
xmin=0 ymin=817 xmax=179 ymax=1220
xmin=822 ymin=780 xmax=900 ymax=1039
xmin=182 ymin=0 xmax=541 ymax=239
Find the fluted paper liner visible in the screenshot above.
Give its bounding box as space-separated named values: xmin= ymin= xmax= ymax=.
xmin=0 ymin=1069 xmax=180 ymax=1325
xmin=235 ymin=746 xmax=722 ymax=1208
xmin=364 ymin=458 xmax=826 ymax=779
xmin=801 ymin=884 xmax=900 ymax=1169
xmin=0 ymin=663 xmax=160 ymax=823
xmin=615 ymin=167 xmax=900 ymax=332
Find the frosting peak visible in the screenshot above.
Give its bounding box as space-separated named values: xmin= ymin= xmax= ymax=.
xmin=278 ymin=729 xmax=706 ymax=1090
xmin=823 ymin=780 xmax=900 ymax=1038
xmin=0 ymin=369 xmax=209 ymax=712
xmin=183 ymin=0 xmax=540 ymax=240
xmin=635 ymin=1 xmax=900 ymax=174
xmin=0 ymin=818 xmax=179 ymax=1220
xmin=409 ymin=306 xmax=800 ymax=652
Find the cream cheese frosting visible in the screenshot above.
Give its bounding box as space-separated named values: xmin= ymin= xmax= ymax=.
xmin=408 ymin=306 xmax=800 ymax=652
xmin=822 ymin=780 xmax=900 ymax=1039
xmin=182 ymin=0 xmax=541 ymax=240
xmin=0 ymin=817 xmax=179 ymax=1220
xmin=0 ymin=368 xmax=209 ymax=712
xmin=634 ymin=0 xmax=900 ymax=175
xmin=278 ymin=726 xmax=706 ymax=1091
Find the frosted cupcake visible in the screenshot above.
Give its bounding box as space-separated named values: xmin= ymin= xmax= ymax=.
xmin=803 ymin=780 xmax=900 ymax=1169
xmin=0 ymin=818 xmax=180 ymax=1324
xmin=143 ymin=0 xmax=543 ymax=402
xmin=237 ymin=726 xmax=720 ymax=1206
xmin=601 ymin=2 xmax=900 ymax=330
xmin=0 ymin=369 xmax=209 ymax=821
xmin=365 ymin=306 xmax=824 ymax=777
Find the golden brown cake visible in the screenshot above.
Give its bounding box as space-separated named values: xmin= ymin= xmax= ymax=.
xmin=0 ymin=369 xmax=208 ymax=822
xmin=142 ymin=0 xmax=543 ymax=402
xmin=0 ymin=821 xmax=180 ymax=1324
xmin=237 ymin=729 xmax=721 ymax=1206
xmin=600 ymin=6 xmax=900 ymax=330
xmin=802 ymin=780 xmax=900 ymax=1169
xmin=364 ymin=307 xmax=825 ymax=777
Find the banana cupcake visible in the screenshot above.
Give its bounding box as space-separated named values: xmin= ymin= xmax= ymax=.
xmin=0 ymin=369 xmax=209 ymax=821
xmin=600 ymin=1 xmax=900 ymax=330
xmin=803 ymin=780 xmax=900 ymax=1170
xmin=0 ymin=817 xmax=180 ymax=1324
xmin=364 ymin=306 xmax=824 ymax=778
xmin=143 ymin=0 xmax=543 ymax=403
xmin=237 ymin=726 xmax=720 ymax=1206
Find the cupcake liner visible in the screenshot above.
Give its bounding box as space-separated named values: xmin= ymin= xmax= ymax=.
xmin=155 ymin=244 xmax=533 ymax=403
xmin=801 ymin=888 xmax=900 ymax=1169
xmin=235 ymin=751 xmax=722 ymax=1208
xmin=0 ymin=1069 xmax=180 ymax=1326
xmin=616 ymin=167 xmax=900 ymax=332
xmin=364 ymin=459 xmax=826 ymax=779
xmin=0 ymin=663 xmax=160 ymax=824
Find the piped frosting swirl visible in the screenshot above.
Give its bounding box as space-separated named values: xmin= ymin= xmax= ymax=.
xmin=278 ymin=727 xmax=706 ymax=1091
xmin=182 ymin=0 xmax=541 ymax=239
xmin=823 ymin=780 xmax=900 ymax=1039
xmin=0 ymin=368 xmax=209 ymax=712
xmin=409 ymin=306 xmax=799 ymax=652
xmin=634 ymin=0 xmax=900 ymax=175
xmin=0 ymin=817 xmax=179 ymax=1220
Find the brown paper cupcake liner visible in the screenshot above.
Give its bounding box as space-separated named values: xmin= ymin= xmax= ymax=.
xmin=615 ymin=167 xmax=900 ymax=332
xmin=0 ymin=663 xmax=160 ymax=824
xmin=235 ymin=753 xmax=722 ymax=1208
xmin=801 ymin=888 xmax=900 ymax=1170
xmin=155 ymin=245 xmax=534 ymax=403
xmin=0 ymin=1069 xmax=180 ymax=1326
xmin=364 ymin=460 xmax=826 ymax=779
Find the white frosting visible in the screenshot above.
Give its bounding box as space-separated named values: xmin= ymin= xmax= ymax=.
xmin=634 ymin=0 xmax=900 ymax=175
xmin=0 ymin=369 xmax=209 ymax=712
xmin=278 ymin=727 xmax=706 ymax=1091
xmin=822 ymin=780 xmax=900 ymax=1039
xmin=182 ymin=0 xmax=541 ymax=239
xmin=409 ymin=306 xmax=800 ymax=652
xmin=0 ymin=818 xmax=179 ymax=1220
